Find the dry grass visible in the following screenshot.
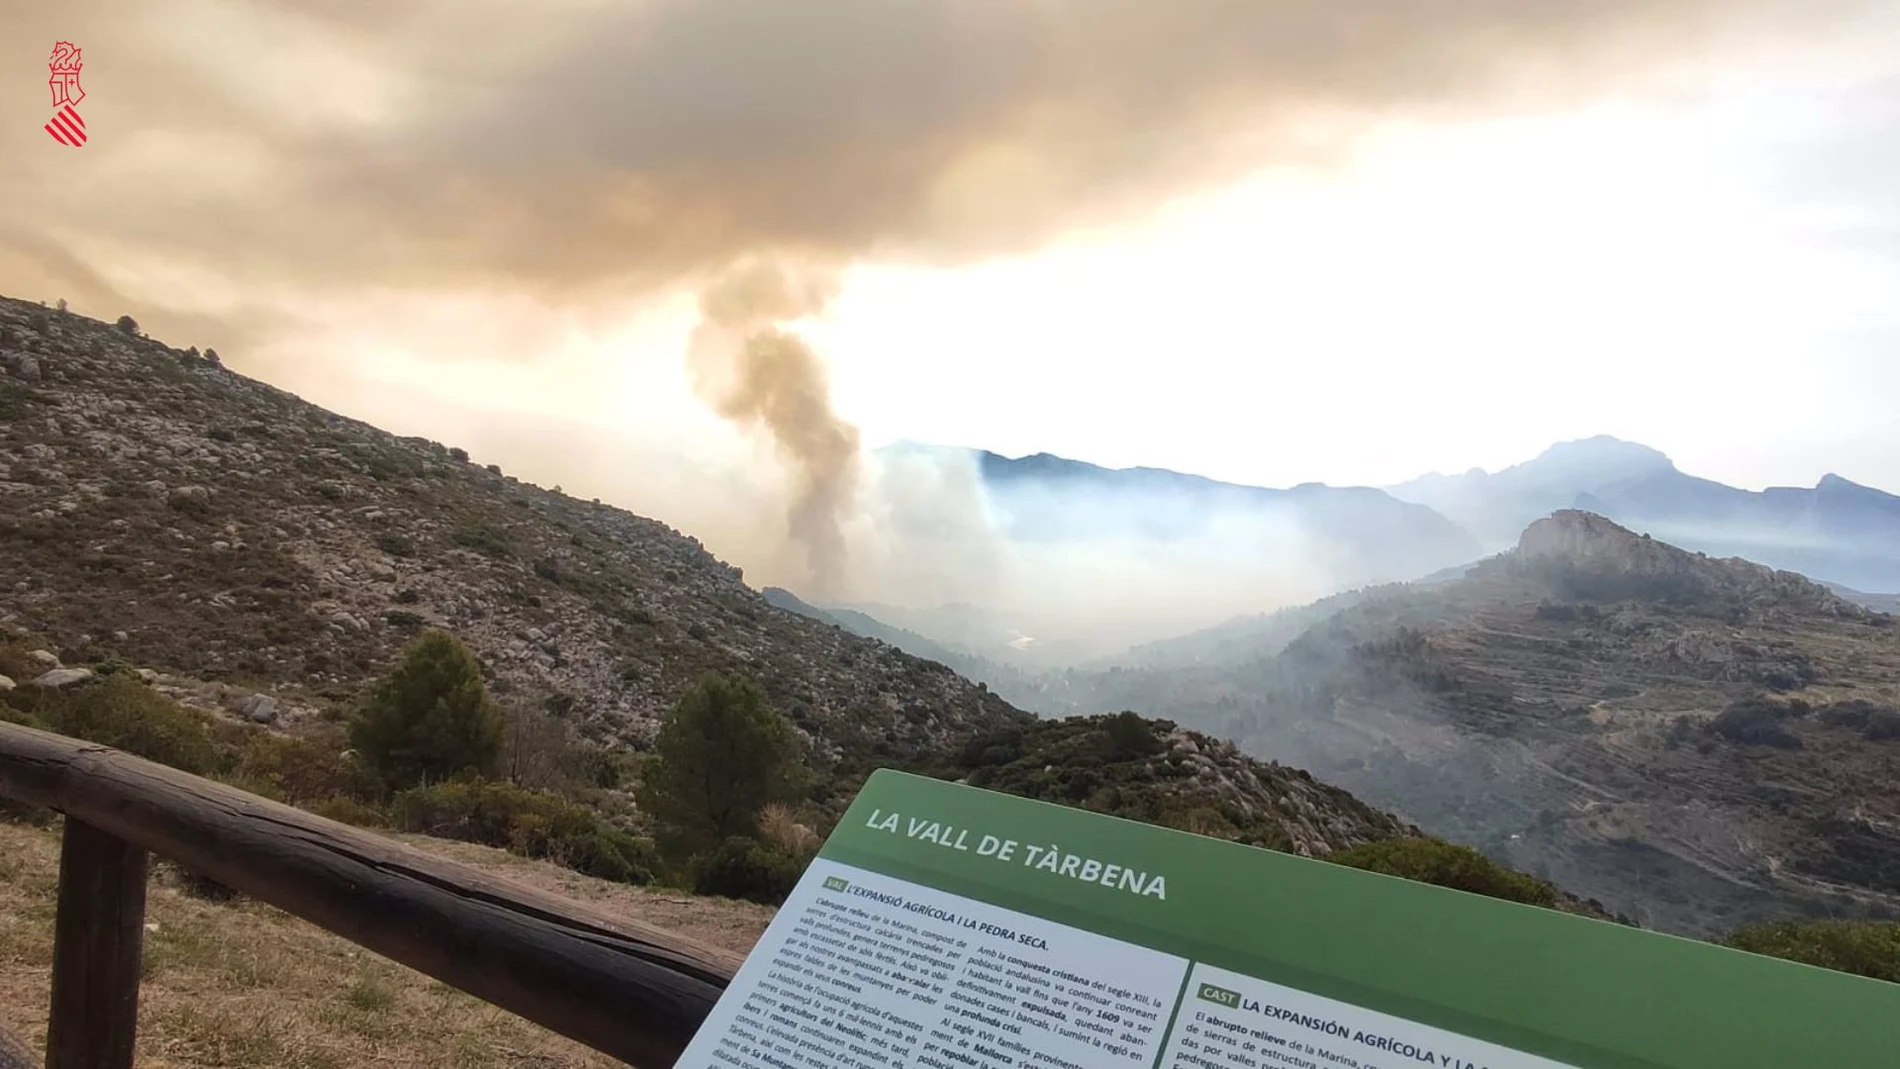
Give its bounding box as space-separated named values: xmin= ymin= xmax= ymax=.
xmin=0 ymin=820 xmax=776 ymax=1067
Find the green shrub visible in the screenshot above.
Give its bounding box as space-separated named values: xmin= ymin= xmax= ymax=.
xmin=17 ymin=675 xmax=220 ymax=775
xmin=234 ymin=728 xmax=373 ymax=805
xmin=349 ymin=630 xmax=504 ymax=790
xmin=375 ymin=532 xmax=416 ymax=558
xmin=1327 ymin=837 xmax=1559 ymax=909
xmin=311 ymin=794 xmax=387 ymax=828
xmin=452 ymin=522 xmax=513 ymax=559
xmin=1101 ymin=710 xmax=1162 ymax=759
xmin=1708 ymin=697 xmax=1802 ymax=750
xmin=638 ymin=674 xmax=799 ymax=858
xmin=1726 ymin=919 xmax=1900 ymax=982
xmin=391 ymin=780 xmax=655 ymax=883
xmin=691 ymin=836 xmax=808 ymax=904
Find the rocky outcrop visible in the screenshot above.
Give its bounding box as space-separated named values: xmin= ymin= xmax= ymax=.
xmin=1514 ymin=510 xmax=1872 ymax=618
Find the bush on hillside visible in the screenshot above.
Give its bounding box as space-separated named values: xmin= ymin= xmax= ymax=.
xmin=1708 ymin=697 xmax=1803 ymax=750
xmin=349 ymin=630 xmax=504 ymax=790
xmin=234 ymin=727 xmax=376 ymax=805
xmin=1101 ymin=710 xmax=1164 ymax=759
xmin=391 ymin=779 xmax=655 ymax=884
xmin=1726 ymin=919 xmax=1900 ymax=983
xmin=691 ymin=836 xmax=808 ymax=904
xmin=1327 ymin=837 xmax=1559 ymax=909
xmin=638 ymin=673 xmax=800 ymax=858
xmin=502 ymin=700 xmax=598 ymax=793
xmin=8 ymin=674 xmax=220 ymax=775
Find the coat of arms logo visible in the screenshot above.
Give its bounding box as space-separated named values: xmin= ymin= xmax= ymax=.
xmin=45 ymin=41 xmax=87 ymax=147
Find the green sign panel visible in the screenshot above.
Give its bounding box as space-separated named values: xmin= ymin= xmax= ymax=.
xmin=674 ymin=770 xmax=1898 ymax=1068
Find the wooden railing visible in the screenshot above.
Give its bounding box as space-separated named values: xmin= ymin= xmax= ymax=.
xmin=0 ymin=721 xmax=738 ymax=1068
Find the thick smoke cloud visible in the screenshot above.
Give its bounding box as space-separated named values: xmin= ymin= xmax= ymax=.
xmin=0 ymin=0 xmax=1876 ymax=632
xmin=6 ymin=0 xmax=1862 ymax=301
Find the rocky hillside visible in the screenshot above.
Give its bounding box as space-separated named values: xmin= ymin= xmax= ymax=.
xmin=0 ymin=296 xmax=1034 ymax=769
xmin=1031 ymin=511 xmax=1900 ymax=936
xmin=0 ymin=297 xmax=1442 ymax=866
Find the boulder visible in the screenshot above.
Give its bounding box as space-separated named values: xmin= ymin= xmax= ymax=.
xmin=25 ymin=649 xmax=60 ymax=669
xmin=0 ymin=675 xmax=13 ymax=693
xmin=238 ymin=693 xmax=279 ymax=724
xmin=29 ymin=667 xmax=94 ymax=689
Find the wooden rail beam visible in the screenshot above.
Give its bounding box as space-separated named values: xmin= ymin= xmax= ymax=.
xmin=0 ymin=722 xmax=737 ymax=1068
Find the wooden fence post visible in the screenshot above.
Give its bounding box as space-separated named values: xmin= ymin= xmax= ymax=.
xmin=46 ymin=818 xmax=149 ymax=1069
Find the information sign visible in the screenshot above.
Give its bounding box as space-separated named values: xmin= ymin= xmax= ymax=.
xmin=674 ymin=770 xmax=1897 ymax=1067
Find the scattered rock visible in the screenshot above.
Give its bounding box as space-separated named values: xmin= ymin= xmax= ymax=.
xmin=238 ymin=693 xmax=280 ymax=723
xmin=136 ymin=668 xmax=160 ymax=683
xmin=26 ymin=649 xmax=60 ymax=669
xmin=29 ymin=667 xmax=95 ymax=689
xmin=0 ymin=675 xmax=13 ymax=693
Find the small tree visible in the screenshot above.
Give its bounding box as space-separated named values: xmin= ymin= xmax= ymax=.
xmin=638 ymin=674 xmax=799 ymax=857
xmin=503 ymin=695 xmax=588 ymax=792
xmin=203 ymin=348 xmax=221 ymax=366
xmin=115 ymin=314 xmax=139 ymax=335
xmin=349 ymin=630 xmax=504 ymax=790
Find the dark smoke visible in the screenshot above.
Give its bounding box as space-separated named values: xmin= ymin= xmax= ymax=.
xmin=688 ymin=261 xmax=860 ymax=593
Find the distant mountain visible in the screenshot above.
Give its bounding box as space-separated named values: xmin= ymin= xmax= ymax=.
xmin=888 ymin=443 xmax=1484 ymax=593
xmin=1031 ymin=510 xmax=1900 ymax=936
xmin=1388 ymin=436 xmax=1900 ymax=593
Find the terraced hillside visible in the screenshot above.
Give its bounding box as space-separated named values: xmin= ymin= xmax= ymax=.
xmin=1039 ymin=512 xmax=1900 ymax=935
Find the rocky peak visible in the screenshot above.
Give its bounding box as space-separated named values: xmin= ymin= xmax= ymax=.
xmin=1512 ymin=510 xmax=1870 ymax=617
xmin=1516 ymin=509 xmax=1679 ymax=570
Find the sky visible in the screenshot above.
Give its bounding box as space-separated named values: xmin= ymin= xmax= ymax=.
xmin=5 ymin=0 xmax=1900 ymax=605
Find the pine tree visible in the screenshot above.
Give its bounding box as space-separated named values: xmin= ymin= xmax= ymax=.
xmin=638 ymin=673 xmax=798 ymax=857
xmin=349 ymin=630 xmax=504 ymax=790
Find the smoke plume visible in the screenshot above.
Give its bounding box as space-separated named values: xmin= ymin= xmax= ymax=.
xmin=687 ymin=262 xmax=860 ymax=594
